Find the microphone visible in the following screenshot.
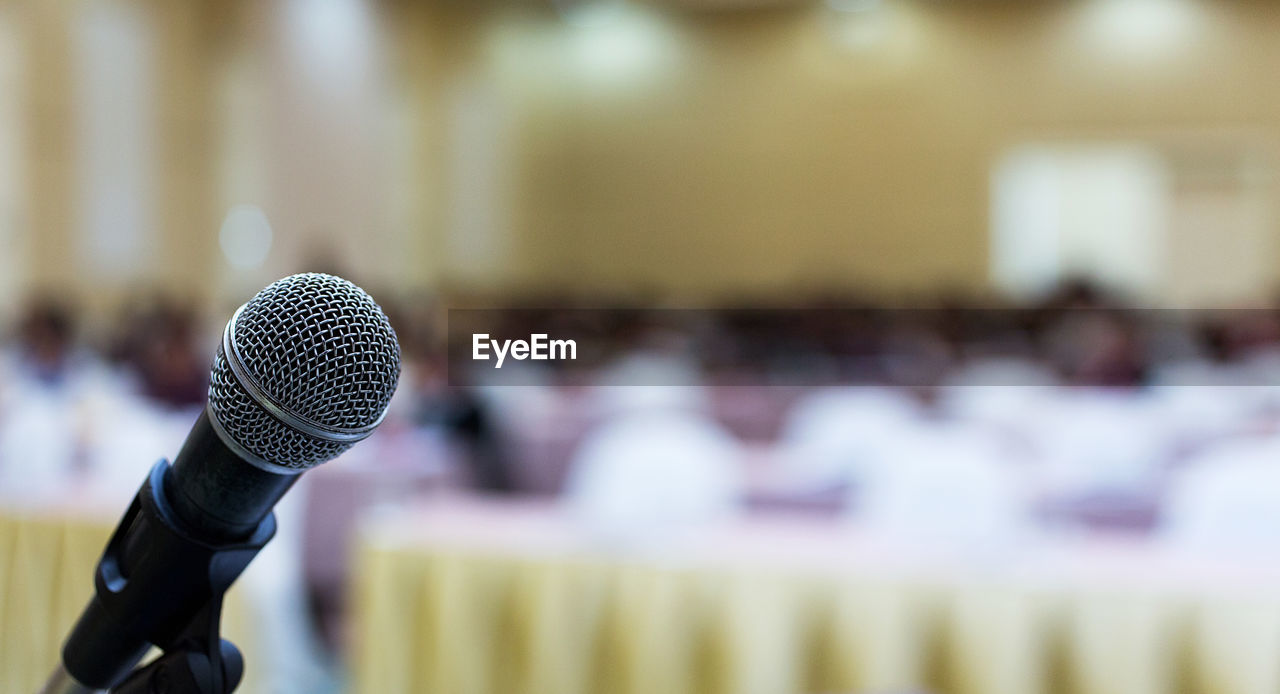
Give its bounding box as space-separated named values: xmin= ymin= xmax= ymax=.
xmin=41 ymin=273 xmax=401 ymax=694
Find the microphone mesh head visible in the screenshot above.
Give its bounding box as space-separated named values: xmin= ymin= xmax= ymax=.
xmin=208 ymin=273 xmax=402 ymax=471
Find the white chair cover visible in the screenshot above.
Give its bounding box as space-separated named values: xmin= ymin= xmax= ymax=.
xmin=565 ymin=411 xmax=742 ymax=544
xmin=1018 ymin=389 xmax=1175 ymax=498
xmin=0 ymin=385 xmax=79 ymax=504
xmin=776 ymin=387 xmax=922 ymax=491
xmin=1161 ymin=437 xmax=1280 ymax=554
xmin=853 ymin=422 xmax=1029 ymax=548
xmin=938 ymin=357 xmax=1058 ymax=431
xmin=1149 ymin=361 xmax=1270 ymax=443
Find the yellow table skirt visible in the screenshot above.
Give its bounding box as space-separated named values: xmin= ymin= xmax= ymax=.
xmin=0 ymin=509 xmax=257 ymax=694
xmin=351 ymin=510 xmax=1280 ymax=694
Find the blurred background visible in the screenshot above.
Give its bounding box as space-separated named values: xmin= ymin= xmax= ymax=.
xmin=7 ymin=0 xmax=1280 ymax=693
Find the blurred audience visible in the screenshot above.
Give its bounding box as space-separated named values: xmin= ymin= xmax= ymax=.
xmin=107 ymin=298 xmax=209 ymax=409
xmin=4 ymin=280 xmax=1280 ymax=512
xmin=12 ymin=296 xmax=81 ymax=387
xmin=8 ymin=280 xmax=1280 ymax=680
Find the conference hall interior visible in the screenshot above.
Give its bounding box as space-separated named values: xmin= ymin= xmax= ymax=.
xmin=4 ymin=1 xmax=1280 ymax=693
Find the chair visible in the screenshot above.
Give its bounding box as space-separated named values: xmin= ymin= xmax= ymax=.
xmin=1161 ymin=437 xmax=1280 ymax=553
xmin=937 ymin=357 xmax=1057 ymax=430
xmin=853 ymin=423 xmax=1029 ymax=548
xmin=0 ymin=387 xmax=78 ymax=503
xmin=776 ymin=387 xmax=922 ymax=491
xmin=1018 ymin=389 xmax=1176 ymax=498
xmin=565 ymin=411 xmax=742 ymax=543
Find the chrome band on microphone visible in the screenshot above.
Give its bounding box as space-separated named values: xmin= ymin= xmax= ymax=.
xmin=221 ymin=304 xmax=387 ymax=444
xmin=202 ymin=399 xmax=294 ymax=476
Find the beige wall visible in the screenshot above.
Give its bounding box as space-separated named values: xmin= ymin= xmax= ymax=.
xmin=9 ymin=0 xmax=1280 ymax=310
xmin=408 ymin=0 xmax=1280 ymax=300
xmin=17 ymin=0 xmax=222 ymax=315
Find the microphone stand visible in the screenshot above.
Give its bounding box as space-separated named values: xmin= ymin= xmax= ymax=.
xmin=40 ymin=461 xmax=273 ymax=694
xmin=44 ymin=595 xmax=246 ymax=694
xmin=107 ymin=598 xmax=243 ymax=694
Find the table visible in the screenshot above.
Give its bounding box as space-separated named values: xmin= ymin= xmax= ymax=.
xmin=351 ymin=498 xmax=1280 ymax=694
xmin=0 ymin=504 xmax=258 ymax=694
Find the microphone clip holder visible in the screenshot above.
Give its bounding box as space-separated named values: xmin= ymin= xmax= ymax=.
xmin=108 ymin=598 xmax=244 ymax=694
xmin=60 ymin=460 xmax=275 ymax=693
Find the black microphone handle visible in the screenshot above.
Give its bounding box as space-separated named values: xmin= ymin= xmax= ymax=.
xmin=166 ymin=408 xmax=298 ymax=543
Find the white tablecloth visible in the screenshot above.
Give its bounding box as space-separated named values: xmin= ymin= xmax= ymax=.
xmin=351 ymin=497 xmax=1280 ymax=694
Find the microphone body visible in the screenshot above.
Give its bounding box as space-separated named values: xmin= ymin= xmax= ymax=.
xmin=41 ymin=273 xmax=402 ymax=693
xmin=165 ymin=408 xmax=297 ymax=542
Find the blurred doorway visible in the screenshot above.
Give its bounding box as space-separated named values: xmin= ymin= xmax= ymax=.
xmin=992 ymin=140 xmax=1279 ymax=307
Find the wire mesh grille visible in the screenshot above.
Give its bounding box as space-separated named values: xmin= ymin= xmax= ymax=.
xmin=208 ymin=273 xmax=401 ymax=470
